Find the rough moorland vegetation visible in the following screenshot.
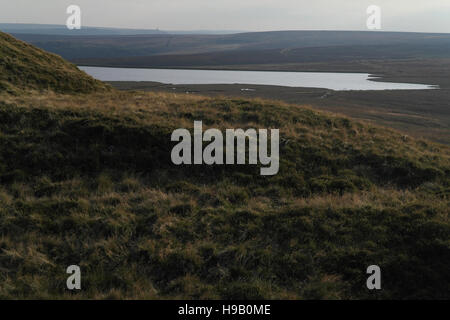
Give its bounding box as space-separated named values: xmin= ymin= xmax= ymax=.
xmin=0 ymin=32 xmax=448 ymax=299
xmin=0 ymin=31 xmax=108 ymax=94
xmin=0 ymin=90 xmax=448 ymax=299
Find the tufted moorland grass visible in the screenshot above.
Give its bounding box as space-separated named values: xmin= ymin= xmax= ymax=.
xmin=0 ymin=90 xmax=448 ymax=299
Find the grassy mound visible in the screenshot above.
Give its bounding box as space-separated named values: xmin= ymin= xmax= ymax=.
xmin=0 ymin=32 xmax=108 ymax=94
xmin=0 ymin=91 xmax=448 ymax=299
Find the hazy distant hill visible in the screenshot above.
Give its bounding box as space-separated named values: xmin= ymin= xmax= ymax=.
xmin=9 ymin=30 xmax=450 ymax=64
xmin=0 ymin=23 xmax=167 ymax=36
xmin=74 ymin=43 xmax=450 ymax=69
xmin=0 ymin=23 xmax=242 ymax=36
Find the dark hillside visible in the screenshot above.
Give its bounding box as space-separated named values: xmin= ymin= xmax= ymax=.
xmin=0 ymin=34 xmax=448 ymax=299
xmin=0 ymin=91 xmax=448 ymax=299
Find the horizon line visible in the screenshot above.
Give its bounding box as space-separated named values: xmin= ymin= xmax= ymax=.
xmin=1 ymin=22 xmax=450 ymax=35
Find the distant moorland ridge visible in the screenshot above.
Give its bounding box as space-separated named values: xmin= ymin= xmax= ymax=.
xmin=9 ymin=29 xmax=450 ymax=60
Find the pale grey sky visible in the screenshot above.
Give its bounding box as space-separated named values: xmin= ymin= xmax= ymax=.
xmin=1 ymin=0 xmax=450 ymax=33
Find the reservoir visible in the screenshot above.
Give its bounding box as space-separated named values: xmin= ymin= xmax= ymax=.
xmin=79 ymin=66 xmax=436 ymax=91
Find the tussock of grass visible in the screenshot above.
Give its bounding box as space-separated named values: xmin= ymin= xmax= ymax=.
xmin=0 ymin=89 xmax=448 ymax=299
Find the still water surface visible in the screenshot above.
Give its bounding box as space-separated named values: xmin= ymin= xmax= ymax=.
xmin=79 ymin=66 xmax=436 ymax=91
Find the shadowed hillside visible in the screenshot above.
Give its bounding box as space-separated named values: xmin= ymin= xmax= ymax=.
xmin=0 ymin=31 xmax=108 ymax=94
xmin=0 ymin=34 xmax=448 ymax=299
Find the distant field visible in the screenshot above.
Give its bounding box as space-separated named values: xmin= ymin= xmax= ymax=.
xmin=12 ymin=30 xmax=450 ymax=60
xmin=73 ymin=44 xmax=450 ymax=72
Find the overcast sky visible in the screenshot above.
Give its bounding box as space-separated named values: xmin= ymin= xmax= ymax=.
xmin=1 ymin=0 xmax=450 ymax=33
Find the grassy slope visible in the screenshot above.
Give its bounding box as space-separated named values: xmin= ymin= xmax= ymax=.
xmin=0 ymin=32 xmax=108 ymax=94
xmin=0 ymin=91 xmax=448 ymax=299
xmin=0 ymin=33 xmax=448 ymax=299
